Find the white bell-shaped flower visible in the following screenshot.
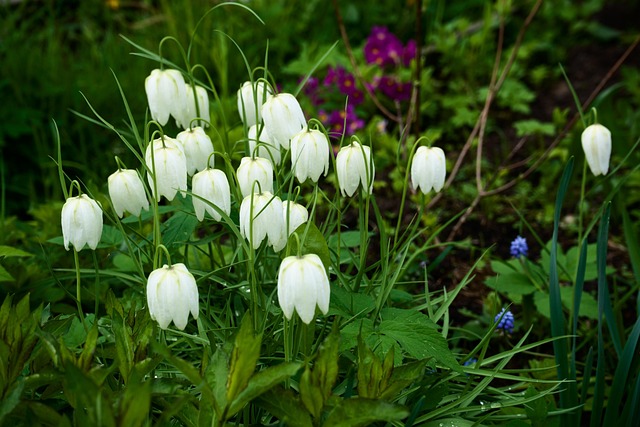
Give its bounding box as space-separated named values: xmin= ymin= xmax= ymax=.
xmin=277 ymin=254 xmax=330 ymax=324
xmin=261 ymin=93 xmax=306 ymax=149
xmin=581 ymin=123 xmax=612 ymax=176
xmin=248 ymin=124 xmax=281 ymax=165
xmin=192 ymin=168 xmax=231 ymax=222
xmin=61 ymin=194 xmax=103 ymax=251
xmin=283 ymin=201 xmax=309 ymax=237
xmin=239 ymin=191 xmax=284 ymax=250
xmin=290 ymin=127 xmax=330 ymax=184
xmin=108 ymin=169 xmax=150 ymax=217
xmin=336 ymin=140 xmax=375 ymax=197
xmin=271 ymin=200 xmax=310 ymax=253
xmin=144 ymin=69 xmax=188 ymax=126
xmin=236 ymin=156 xmax=274 ymax=197
xmin=176 ymin=127 xmax=214 ymax=176
xmin=237 ymin=80 xmax=273 ymax=127
xmin=146 ymin=263 xmax=199 ymax=330
xmin=144 ymin=137 xmax=187 ymax=201
xmin=177 ymin=84 xmax=210 ymax=129
xmin=410 ymin=146 xmax=446 ymax=194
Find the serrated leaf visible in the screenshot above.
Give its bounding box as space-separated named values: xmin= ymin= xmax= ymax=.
xmin=328 ymin=285 xmax=375 ymax=318
xmin=228 ymin=362 xmax=303 ymax=417
xmin=379 ymin=310 xmax=460 ymax=372
xmin=323 ymin=398 xmax=409 ymax=427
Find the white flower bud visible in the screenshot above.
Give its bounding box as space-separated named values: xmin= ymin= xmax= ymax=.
xmin=410 ymin=146 xmax=446 ymax=194
xmin=61 ymin=194 xmax=103 ymax=251
xmin=108 ymin=169 xmax=149 ymax=217
xmin=192 ymin=169 xmax=231 ymax=222
xmin=146 ymin=263 xmax=199 ymax=330
xmin=236 ymin=156 xmax=274 ymax=198
xmin=290 ymin=127 xmax=330 ymax=183
xmin=277 ymin=254 xmax=330 ymax=324
xmin=261 ymin=93 xmax=306 ymax=149
xmin=144 ymin=69 xmax=188 ymax=126
xmin=581 ymin=123 xmax=611 ymax=176
xmin=144 ymin=137 xmax=187 ymax=201
xmin=176 ymin=126 xmax=214 ymax=176
xmin=336 ymin=141 xmax=375 ymax=197
xmin=239 ymin=192 xmax=284 ymax=250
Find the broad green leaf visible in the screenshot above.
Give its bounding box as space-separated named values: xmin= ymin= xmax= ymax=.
xmin=119 ymin=373 xmax=151 ymax=427
xmin=300 ymin=328 xmax=340 ymax=418
xmin=256 ymin=387 xmax=313 ymax=427
xmin=485 ymin=272 xmax=537 ymax=295
xmin=379 ymin=309 xmax=460 ymax=372
xmin=205 ymin=348 xmax=228 ymax=416
xmin=162 ymin=210 xmax=199 ymax=248
xmin=323 ymin=397 xmax=409 ymax=427
xmin=0 ymin=246 xmax=33 ymax=258
xmin=112 ymin=311 xmax=134 ymax=383
xmin=289 ymin=221 xmax=331 ymax=270
xmin=0 ymin=265 xmax=14 ymax=282
xmin=0 ymin=378 xmax=24 ymax=422
xmin=226 ymin=314 xmax=262 ymax=403
xmin=328 ymin=285 xmax=375 ymax=318
xmin=228 ymin=362 xmax=303 ymax=417
xmin=534 ymin=288 xmax=598 ymax=320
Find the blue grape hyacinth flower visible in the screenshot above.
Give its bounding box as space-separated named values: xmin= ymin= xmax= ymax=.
xmin=494 ymin=308 xmax=515 ymax=334
xmin=510 ymin=235 xmax=528 ymax=258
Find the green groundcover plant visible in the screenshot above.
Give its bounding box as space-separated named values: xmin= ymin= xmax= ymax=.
xmin=1 ymin=2 xmax=640 ymax=426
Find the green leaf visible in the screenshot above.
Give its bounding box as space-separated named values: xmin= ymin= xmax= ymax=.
xmin=524 ymin=386 xmax=548 ymax=426
xmin=204 ymin=348 xmax=228 ymax=416
xmin=112 ymin=310 xmax=134 ymax=383
xmin=300 ymin=327 xmax=340 ymax=418
xmin=328 ymin=285 xmax=376 ymax=318
xmin=256 ymin=387 xmax=313 ymax=427
xmin=0 ymin=246 xmax=33 ymax=258
xmin=323 ymin=398 xmax=409 ymax=427
xmin=162 ymin=210 xmax=199 ymax=248
xmin=226 ymin=314 xmax=262 ymax=404
xmin=379 ymin=309 xmax=461 ymax=372
xmin=0 ymin=378 xmax=24 ymax=422
xmin=289 ymin=221 xmax=331 ymax=270
xmin=0 ymin=265 xmax=14 ymax=282
xmin=513 ymin=119 xmax=556 ymax=137
xmin=228 ymin=362 xmax=303 ymax=417
xmin=485 ymin=272 xmax=537 ymax=295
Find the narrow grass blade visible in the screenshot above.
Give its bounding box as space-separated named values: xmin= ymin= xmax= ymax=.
xmin=549 ymin=157 xmax=573 ymax=413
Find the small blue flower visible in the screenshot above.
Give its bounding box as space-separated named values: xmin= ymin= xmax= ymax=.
xmin=494 ymin=308 xmax=515 ymax=334
xmin=510 ymin=236 xmax=528 ymax=258
xmin=463 ymin=358 xmax=477 ymax=367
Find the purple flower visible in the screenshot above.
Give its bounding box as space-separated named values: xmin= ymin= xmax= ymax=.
xmin=301 ymin=76 xmax=323 ymax=106
xmin=323 ymin=105 xmax=363 ymax=138
xmin=364 ymin=26 xmax=404 ymax=67
xmin=510 ymin=236 xmax=528 ymax=258
xmin=378 ymin=76 xmax=412 ymax=101
xmin=403 ymin=39 xmax=417 ymax=66
xmin=494 ymin=308 xmax=514 ymax=334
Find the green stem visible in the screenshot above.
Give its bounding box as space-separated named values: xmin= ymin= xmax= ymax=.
xmin=73 ymin=249 xmax=87 ymax=330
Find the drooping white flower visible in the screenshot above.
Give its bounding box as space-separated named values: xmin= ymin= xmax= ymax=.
xmin=108 ymin=169 xmax=149 ymax=217
xmin=146 ymin=263 xmax=199 ymax=330
xmin=261 ymin=93 xmax=306 ymax=149
xmin=277 ymin=254 xmax=330 ymax=324
xmin=144 ymin=137 xmax=187 ymax=201
xmin=237 ymin=80 xmax=273 ymax=127
xmin=144 ymin=69 xmax=188 ymax=126
xmin=335 ymin=140 xmax=375 ymax=197
xmin=282 ymin=201 xmax=309 ymax=237
xmin=236 ymin=156 xmax=274 ymax=197
xmin=410 ymin=146 xmax=446 ymax=194
xmin=271 ymin=200 xmax=309 ymax=253
xmin=581 ymin=123 xmax=612 ymax=176
xmin=192 ymin=168 xmax=231 ymax=222
xmin=248 ymin=124 xmax=281 ymax=165
xmin=176 ymin=126 xmax=214 ymax=176
xmin=177 ymin=84 xmax=210 ymax=129
xmin=61 ymin=194 xmax=103 ymax=251
xmin=239 ymin=192 xmax=284 ymax=250
xmin=290 ymin=127 xmax=330 ymax=183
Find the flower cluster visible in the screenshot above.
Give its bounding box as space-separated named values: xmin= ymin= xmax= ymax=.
xmin=494 ymin=308 xmax=515 ymax=334
xmin=509 ymin=236 xmax=528 ymax=259
xmin=300 ymin=26 xmax=416 ymax=139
